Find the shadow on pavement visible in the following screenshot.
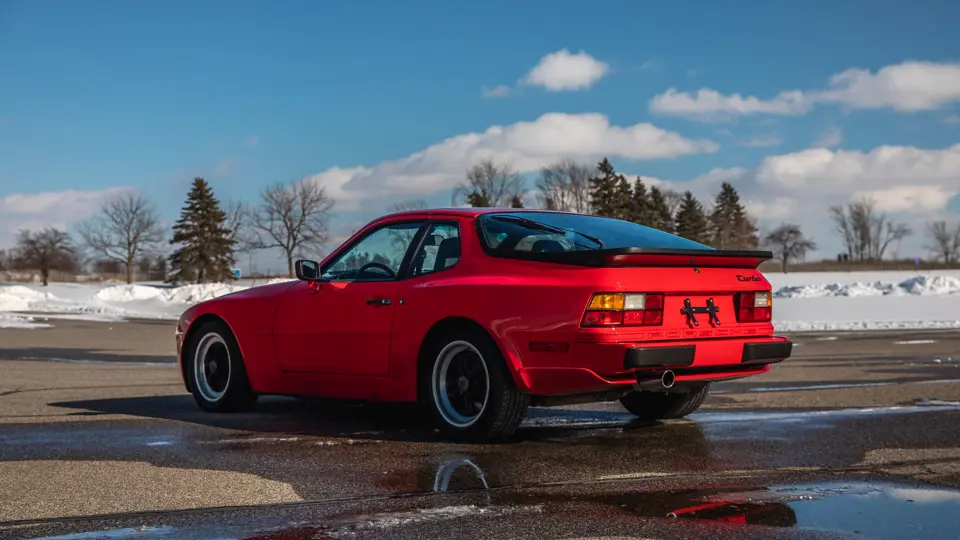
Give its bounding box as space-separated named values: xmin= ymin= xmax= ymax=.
xmin=52 ymin=394 xmax=442 ymax=441
xmin=0 ymin=348 xmax=175 ymax=364
xmin=50 ymin=393 xmax=670 ymax=444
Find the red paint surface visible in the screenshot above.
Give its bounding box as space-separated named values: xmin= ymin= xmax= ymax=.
xmin=177 ymin=209 xmax=788 ymax=402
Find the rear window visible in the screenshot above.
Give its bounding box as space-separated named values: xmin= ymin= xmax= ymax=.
xmin=477 ymin=212 xmax=712 ymax=255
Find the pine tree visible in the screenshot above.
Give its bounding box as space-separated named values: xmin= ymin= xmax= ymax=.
xmin=588 ymin=158 xmax=620 ymax=218
xmin=168 ymin=178 xmax=236 ymax=284
xmin=710 ymin=182 xmax=759 ymax=249
xmin=647 ymin=186 xmax=675 ymax=233
xmin=631 ymin=177 xmax=652 ymax=226
xmin=674 ymin=191 xmax=711 ymax=244
xmin=613 ymin=175 xmax=633 ymax=221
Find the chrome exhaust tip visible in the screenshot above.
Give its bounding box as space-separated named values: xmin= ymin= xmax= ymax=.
xmin=661 ymin=370 xmax=675 ymax=389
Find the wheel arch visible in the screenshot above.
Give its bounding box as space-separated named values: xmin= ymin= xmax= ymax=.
xmin=416 ymin=316 xmax=528 ymax=399
xmin=180 ymin=313 xmax=243 ymax=392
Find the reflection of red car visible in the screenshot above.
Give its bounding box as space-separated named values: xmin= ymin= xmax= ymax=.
xmin=176 ymin=209 xmax=792 ymax=439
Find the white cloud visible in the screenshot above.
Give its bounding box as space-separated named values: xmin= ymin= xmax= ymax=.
xmin=0 ymin=187 xmax=133 ymax=248
xmin=854 ymin=185 xmax=955 ymax=213
xmin=626 ymin=167 xmax=748 ymax=209
xmin=649 ymin=88 xmax=809 ymax=121
xmin=740 ymin=143 xmax=960 ymax=253
xmin=744 ymin=135 xmax=782 ymax=148
xmin=945 ymin=115 xmax=960 ymax=125
xmin=640 ymin=144 xmax=960 ymax=255
xmin=481 ymin=85 xmax=512 ymax=99
xmin=521 ymin=49 xmax=610 ymax=92
xmin=812 ymin=127 xmax=843 ymax=148
xmin=650 ymin=61 xmax=960 ymax=121
xmin=212 ymin=158 xmax=234 ymax=176
xmin=304 ymin=112 xmax=718 ymax=211
xmin=816 ymin=61 xmax=960 ymax=111
xmin=639 ymin=59 xmax=662 ymax=72
xmin=755 ymin=145 xmax=960 ymax=203
xmin=744 ymin=197 xmax=797 ymax=220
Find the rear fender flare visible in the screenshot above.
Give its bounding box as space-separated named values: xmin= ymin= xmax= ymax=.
xmin=417 ymin=316 xmax=529 ymax=397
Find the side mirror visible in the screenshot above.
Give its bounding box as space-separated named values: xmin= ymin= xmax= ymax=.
xmin=294 ymin=259 xmax=321 ymax=281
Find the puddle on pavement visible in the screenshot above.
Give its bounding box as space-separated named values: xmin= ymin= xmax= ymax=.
xmin=529 ymin=480 xmax=960 ymax=539
xmin=28 ymin=479 xmax=960 ymax=540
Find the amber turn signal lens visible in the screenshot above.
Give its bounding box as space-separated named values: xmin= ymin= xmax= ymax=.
xmin=587 ymin=293 xmax=625 ymax=311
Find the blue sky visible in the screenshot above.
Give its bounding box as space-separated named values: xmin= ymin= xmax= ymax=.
xmin=2 ymin=0 xmax=959 ymax=270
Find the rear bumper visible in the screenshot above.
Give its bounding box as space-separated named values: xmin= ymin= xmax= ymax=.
xmin=518 ymin=336 xmax=791 ymax=396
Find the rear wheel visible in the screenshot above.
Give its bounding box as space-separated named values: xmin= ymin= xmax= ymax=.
xmin=420 ymin=329 xmax=528 ymax=441
xmin=619 ymin=384 xmax=709 ymax=421
xmin=186 ymin=320 xmax=257 ymax=412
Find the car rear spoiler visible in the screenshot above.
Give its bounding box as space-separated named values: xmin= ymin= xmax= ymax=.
xmin=504 ymin=248 xmax=774 ymax=269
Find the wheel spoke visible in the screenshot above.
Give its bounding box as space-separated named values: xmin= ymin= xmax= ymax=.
xmin=461 ymin=392 xmax=472 ymax=415
xmin=433 ymin=341 xmax=489 ymax=428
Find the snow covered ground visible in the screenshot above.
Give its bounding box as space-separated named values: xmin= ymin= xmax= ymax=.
xmin=0 ymin=271 xmax=959 ymax=332
xmin=766 ymin=270 xmax=960 ymax=332
xmin=0 ymin=278 xmax=295 ymax=326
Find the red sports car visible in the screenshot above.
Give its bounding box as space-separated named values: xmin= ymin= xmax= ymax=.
xmin=176 ymin=209 xmax=791 ymax=439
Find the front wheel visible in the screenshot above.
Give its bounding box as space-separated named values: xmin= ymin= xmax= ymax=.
xmin=619 ymin=384 xmax=710 ymax=421
xmin=186 ymin=320 xmax=258 ymax=412
xmin=420 ymin=330 xmax=528 ymax=441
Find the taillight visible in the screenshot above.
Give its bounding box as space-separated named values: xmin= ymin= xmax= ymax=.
xmin=736 ymin=291 xmax=772 ymax=323
xmin=581 ymin=293 xmax=664 ymax=327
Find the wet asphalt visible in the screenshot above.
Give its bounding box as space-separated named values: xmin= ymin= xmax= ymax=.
xmin=0 ymin=319 xmax=959 ymax=539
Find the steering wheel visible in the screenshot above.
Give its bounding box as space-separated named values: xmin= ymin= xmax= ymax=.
xmin=357 ymin=261 xmax=396 ymax=278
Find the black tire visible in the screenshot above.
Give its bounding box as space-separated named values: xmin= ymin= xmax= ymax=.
xmin=419 ymin=327 xmax=528 ymax=441
xmin=619 ymin=384 xmax=710 ymax=421
xmin=185 ymin=319 xmax=258 ymax=412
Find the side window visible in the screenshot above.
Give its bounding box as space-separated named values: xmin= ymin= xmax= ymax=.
xmin=410 ymin=223 xmax=460 ymax=277
xmin=321 ymin=222 xmax=423 ymax=281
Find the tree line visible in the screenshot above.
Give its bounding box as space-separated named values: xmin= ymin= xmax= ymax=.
xmin=455 ymin=157 xmax=762 ymax=249
xmin=453 ymin=157 xmax=817 ymax=268
xmin=3 ymin=157 xmax=956 ymax=285
xmin=3 ymin=177 xmax=334 ymax=286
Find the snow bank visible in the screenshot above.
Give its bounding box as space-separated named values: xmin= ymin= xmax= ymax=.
xmin=774 ymin=275 xmax=960 ymax=299
xmin=163 ymin=283 xmax=245 ymax=304
xmin=0 ymin=285 xmax=53 ymax=311
xmin=94 ymin=285 xmax=165 ymax=302
xmin=899 ymin=275 xmax=960 ymax=295
xmin=0 ymin=279 xmax=296 ymax=322
xmin=0 ymin=313 xmax=52 ymax=329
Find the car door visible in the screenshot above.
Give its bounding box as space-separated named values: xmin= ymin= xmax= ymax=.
xmin=274 ymin=220 xmax=425 ymax=376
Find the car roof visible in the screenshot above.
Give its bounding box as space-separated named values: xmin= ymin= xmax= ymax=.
xmin=380 ymin=207 xmax=576 ymax=220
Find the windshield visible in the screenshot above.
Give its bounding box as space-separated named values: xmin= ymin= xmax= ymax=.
xmin=478 ymin=212 xmax=713 ymax=255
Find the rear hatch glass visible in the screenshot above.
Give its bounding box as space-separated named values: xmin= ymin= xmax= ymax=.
xmin=478 ymin=211 xmax=712 ymax=254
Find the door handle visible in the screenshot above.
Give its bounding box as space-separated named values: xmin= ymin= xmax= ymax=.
xmin=366 ymin=298 xmax=392 ymax=306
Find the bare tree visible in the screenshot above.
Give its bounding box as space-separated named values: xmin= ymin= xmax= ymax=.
xmin=249 ymin=180 xmax=334 ymax=277
xmin=926 ymin=220 xmax=960 ymax=264
xmin=389 ymin=200 xmax=428 ymax=213
xmin=11 ymin=228 xmax=78 ymax=286
xmin=763 ymin=223 xmax=817 ymax=273
xmin=829 ymin=204 xmax=856 ymax=261
xmin=663 ymin=189 xmax=685 ymax=215
xmin=77 ymin=193 xmax=164 ymax=283
xmin=878 ymin=221 xmax=912 ymax=260
xmin=536 ymin=159 xmax=591 ymax=213
xmin=829 ymin=197 xmax=911 ymax=261
xmin=224 ymin=199 xmax=255 ymax=254
xmin=453 ymin=159 xmax=523 ymax=207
